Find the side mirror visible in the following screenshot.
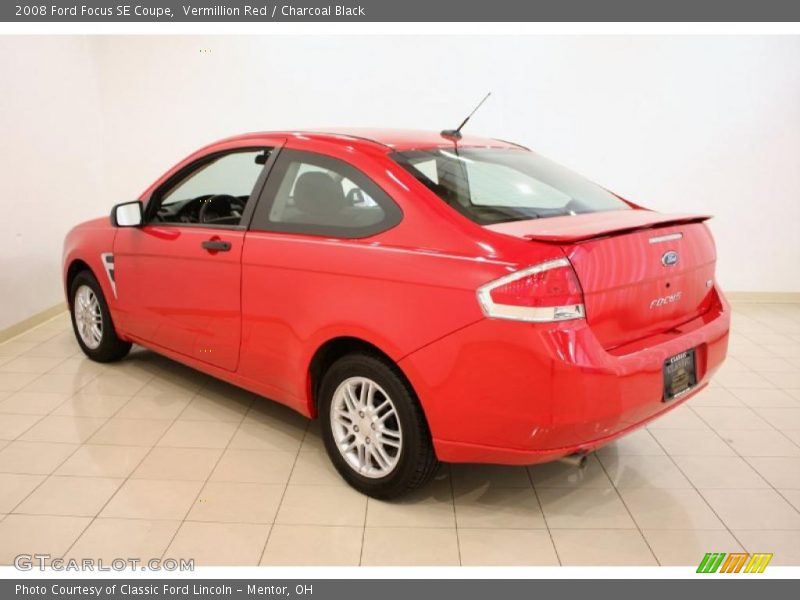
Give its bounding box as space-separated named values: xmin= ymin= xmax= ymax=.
xmin=111 ymin=201 xmax=143 ymax=227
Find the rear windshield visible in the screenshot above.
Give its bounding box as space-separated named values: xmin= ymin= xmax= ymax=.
xmin=391 ymin=147 xmax=630 ymax=225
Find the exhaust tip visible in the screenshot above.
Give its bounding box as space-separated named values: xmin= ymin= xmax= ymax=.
xmin=557 ymin=452 xmax=589 ymax=468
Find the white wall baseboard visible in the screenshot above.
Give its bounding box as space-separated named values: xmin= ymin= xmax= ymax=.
xmin=726 ymin=292 xmax=800 ymax=304
xmin=0 ymin=303 xmax=67 ymax=344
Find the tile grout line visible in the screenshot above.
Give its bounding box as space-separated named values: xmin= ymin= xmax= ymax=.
xmin=525 ymin=463 xmax=564 ymax=567
xmin=358 ymin=481 xmax=370 ymax=567
xmin=446 ymin=466 xmax=461 ymax=567
xmin=1 ymin=351 xmax=138 ymax=527
xmin=18 ymin=512 xmax=759 ymax=530
xmin=524 ymin=466 xmax=562 ymax=566
xmin=0 ymin=347 xmax=94 ymax=414
xmin=155 ymin=384 xmax=257 ymax=564
xmin=48 ymin=362 xmax=221 ymax=554
xmin=256 ymin=417 xmax=310 ymax=566
xmin=700 ymin=370 xmax=800 ymax=453
xmin=697 ymin=319 xmax=800 ymax=516
xmin=59 ymin=368 xmax=170 ymax=558
xmin=685 ymin=393 xmax=800 ymax=521
xmin=707 ymin=388 xmax=800 ymax=454
xmin=663 ymin=334 xmax=800 ymax=548
xmin=593 ymin=453 xmax=661 ymax=566
xmin=645 ymin=424 xmax=751 ymax=554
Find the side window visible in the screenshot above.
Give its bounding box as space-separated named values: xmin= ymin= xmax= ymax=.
xmin=150 ymin=148 xmax=271 ymax=227
xmin=252 ymin=150 xmax=402 ymax=238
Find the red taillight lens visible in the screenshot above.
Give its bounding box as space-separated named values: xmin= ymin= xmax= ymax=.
xmin=488 ymin=262 xmax=583 ymax=307
xmin=477 ymin=258 xmax=585 ymax=322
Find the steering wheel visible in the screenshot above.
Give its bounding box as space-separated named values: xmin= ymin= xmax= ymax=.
xmin=199 ymin=194 xmax=236 ymax=224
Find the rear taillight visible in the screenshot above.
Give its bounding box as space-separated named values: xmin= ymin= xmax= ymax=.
xmin=477 ymin=258 xmax=585 ymax=322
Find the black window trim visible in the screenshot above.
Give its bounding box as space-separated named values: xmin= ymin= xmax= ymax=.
xmin=249 ymin=149 xmax=403 ymax=239
xmin=143 ymin=145 xmax=282 ymax=231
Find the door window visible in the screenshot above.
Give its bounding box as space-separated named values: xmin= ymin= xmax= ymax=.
xmin=150 ymin=148 xmax=271 ymax=227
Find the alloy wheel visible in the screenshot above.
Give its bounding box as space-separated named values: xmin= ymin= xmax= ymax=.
xmin=74 ymin=284 xmax=103 ymax=349
xmin=330 ymin=376 xmax=403 ymax=478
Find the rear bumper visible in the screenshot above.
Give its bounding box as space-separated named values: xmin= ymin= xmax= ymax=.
xmin=399 ymin=287 xmax=730 ymax=465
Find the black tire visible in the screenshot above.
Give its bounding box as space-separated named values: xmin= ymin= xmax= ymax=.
xmin=69 ymin=270 xmax=131 ymax=363
xmin=319 ymin=352 xmax=439 ymax=498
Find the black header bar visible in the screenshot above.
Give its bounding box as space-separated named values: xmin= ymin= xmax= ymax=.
xmin=4 ymin=0 xmax=800 ymax=22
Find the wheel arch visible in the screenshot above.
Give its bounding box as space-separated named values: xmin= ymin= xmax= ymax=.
xmin=64 ymin=254 xmax=126 ymax=344
xmin=65 ymin=259 xmax=93 ymax=304
xmin=306 ymin=336 xmax=420 ymax=419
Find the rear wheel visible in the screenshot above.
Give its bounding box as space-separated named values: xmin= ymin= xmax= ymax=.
xmin=319 ymin=353 xmax=438 ymax=498
xmin=69 ymin=271 xmax=131 ymax=363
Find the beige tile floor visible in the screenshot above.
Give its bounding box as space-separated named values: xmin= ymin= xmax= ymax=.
xmin=1 ymin=302 xmax=799 ymax=567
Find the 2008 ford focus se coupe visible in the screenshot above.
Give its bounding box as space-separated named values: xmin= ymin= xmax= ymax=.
xmin=63 ymin=129 xmax=729 ymax=498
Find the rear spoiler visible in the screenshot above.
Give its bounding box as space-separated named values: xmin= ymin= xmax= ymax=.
xmin=485 ymin=211 xmax=712 ymax=244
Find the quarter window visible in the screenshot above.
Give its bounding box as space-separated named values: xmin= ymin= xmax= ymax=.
xmin=251 ymin=150 xmax=402 ymax=238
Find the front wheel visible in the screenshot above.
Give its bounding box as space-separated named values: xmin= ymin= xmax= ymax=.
xmin=69 ymin=271 xmax=131 ymax=363
xmin=319 ymin=353 xmax=438 ymax=498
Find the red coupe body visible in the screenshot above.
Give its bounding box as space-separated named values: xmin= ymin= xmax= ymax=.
xmin=63 ymin=129 xmax=730 ymax=466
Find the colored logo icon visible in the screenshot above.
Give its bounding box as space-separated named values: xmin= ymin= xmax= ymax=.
xmin=697 ymin=552 xmax=773 ymax=573
xmin=661 ymin=250 xmax=679 ymax=266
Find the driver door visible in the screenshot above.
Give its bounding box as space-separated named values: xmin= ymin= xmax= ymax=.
xmin=113 ymin=144 xmax=278 ymax=371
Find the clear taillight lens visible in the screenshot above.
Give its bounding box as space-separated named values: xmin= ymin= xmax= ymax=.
xmin=477 ymin=258 xmax=585 ymax=322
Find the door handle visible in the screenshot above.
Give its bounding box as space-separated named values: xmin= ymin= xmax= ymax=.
xmin=201 ymin=239 xmax=231 ymax=252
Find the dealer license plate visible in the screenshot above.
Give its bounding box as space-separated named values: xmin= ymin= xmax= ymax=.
xmin=663 ymin=349 xmax=697 ymax=402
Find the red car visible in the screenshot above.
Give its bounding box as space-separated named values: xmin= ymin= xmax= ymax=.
xmin=63 ymin=129 xmax=729 ymax=498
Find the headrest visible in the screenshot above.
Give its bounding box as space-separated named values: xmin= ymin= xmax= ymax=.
xmin=294 ymin=171 xmax=347 ymax=216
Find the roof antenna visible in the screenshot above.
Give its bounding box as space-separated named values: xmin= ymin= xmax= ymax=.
xmin=441 ymin=92 xmax=491 ymax=141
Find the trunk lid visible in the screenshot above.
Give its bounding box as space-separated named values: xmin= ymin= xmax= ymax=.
xmin=486 ymin=210 xmax=711 ymax=243
xmin=487 ymin=211 xmax=718 ymax=349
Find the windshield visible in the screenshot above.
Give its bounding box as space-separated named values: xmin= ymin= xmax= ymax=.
xmin=391 ymin=147 xmax=630 ymax=224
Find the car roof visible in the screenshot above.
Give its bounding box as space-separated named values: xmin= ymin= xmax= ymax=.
xmin=219 ymin=128 xmax=526 ymax=152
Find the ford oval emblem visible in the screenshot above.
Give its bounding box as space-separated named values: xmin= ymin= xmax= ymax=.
xmin=662 ymin=250 xmax=679 ymax=267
